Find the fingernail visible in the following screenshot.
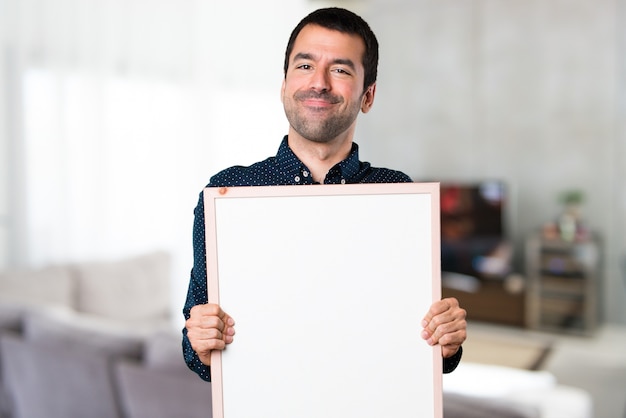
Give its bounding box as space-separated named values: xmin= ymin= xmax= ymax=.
xmin=421 ymin=330 xmax=429 ymax=339
xmin=421 ymin=319 xmax=428 ymax=327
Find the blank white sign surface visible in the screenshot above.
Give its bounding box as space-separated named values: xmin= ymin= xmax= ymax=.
xmin=204 ymin=183 xmax=442 ymax=418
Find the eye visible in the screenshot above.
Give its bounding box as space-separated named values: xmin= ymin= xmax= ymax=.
xmin=296 ymin=64 xmax=312 ymax=70
xmin=332 ymin=67 xmax=351 ymax=76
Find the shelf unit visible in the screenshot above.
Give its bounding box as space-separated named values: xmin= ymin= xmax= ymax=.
xmin=525 ymin=233 xmax=600 ymax=335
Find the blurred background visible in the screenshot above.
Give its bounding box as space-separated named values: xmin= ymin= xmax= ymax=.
xmin=0 ymin=0 xmax=624 ymax=329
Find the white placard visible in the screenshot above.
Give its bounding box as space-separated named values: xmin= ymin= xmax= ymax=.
xmin=204 ymin=183 xmax=442 ymax=418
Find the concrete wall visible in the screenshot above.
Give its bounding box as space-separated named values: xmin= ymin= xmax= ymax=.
xmin=353 ymin=0 xmax=625 ymax=323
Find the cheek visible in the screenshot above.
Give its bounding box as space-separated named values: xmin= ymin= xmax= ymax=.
xmin=281 ymin=83 xmax=298 ymax=103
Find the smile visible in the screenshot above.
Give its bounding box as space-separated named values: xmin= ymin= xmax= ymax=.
xmin=302 ymin=98 xmax=336 ymax=109
xmin=295 ymin=91 xmax=342 ymax=108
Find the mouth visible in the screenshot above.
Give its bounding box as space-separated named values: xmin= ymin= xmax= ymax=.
xmin=302 ymin=98 xmax=335 ymax=109
xmin=295 ymin=92 xmax=341 ymax=109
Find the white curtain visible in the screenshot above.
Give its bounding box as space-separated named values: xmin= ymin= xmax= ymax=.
xmin=1 ymin=0 xmax=313 ymax=321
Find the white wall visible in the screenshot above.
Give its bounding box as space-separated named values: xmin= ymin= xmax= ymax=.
xmin=1 ymin=0 xmax=625 ymax=324
xmin=0 ymin=0 xmax=318 ymax=326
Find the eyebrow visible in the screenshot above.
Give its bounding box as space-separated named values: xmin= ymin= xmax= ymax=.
xmin=293 ymin=52 xmax=357 ymax=72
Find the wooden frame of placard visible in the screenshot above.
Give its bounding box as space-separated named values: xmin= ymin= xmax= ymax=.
xmin=204 ymin=182 xmax=442 ymax=418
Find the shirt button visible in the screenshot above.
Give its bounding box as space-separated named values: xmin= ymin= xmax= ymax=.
xmin=303 ymin=170 xmax=309 ymax=178
xmin=294 ymin=176 xmax=301 ymax=182
xmin=341 ymin=179 xmax=346 ymax=184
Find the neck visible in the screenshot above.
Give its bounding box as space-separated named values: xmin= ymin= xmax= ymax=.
xmin=287 ymin=131 xmax=353 ymax=183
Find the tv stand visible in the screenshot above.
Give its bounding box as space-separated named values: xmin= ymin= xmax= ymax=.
xmin=442 ymin=277 xmax=526 ymax=327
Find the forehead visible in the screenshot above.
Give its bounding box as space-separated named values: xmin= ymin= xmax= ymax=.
xmin=290 ymin=24 xmax=365 ymax=67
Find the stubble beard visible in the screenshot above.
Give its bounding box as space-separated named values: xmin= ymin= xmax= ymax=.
xmin=284 ymin=91 xmax=361 ymax=144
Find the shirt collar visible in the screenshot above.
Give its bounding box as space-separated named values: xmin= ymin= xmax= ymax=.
xmin=276 ymin=136 xmax=361 ymax=184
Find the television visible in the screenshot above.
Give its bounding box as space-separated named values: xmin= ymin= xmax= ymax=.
xmin=439 ymin=180 xmax=511 ymax=280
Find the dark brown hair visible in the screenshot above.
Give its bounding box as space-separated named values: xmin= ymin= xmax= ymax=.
xmin=283 ymin=7 xmax=379 ymax=92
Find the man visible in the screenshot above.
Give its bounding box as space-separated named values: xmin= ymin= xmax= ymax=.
xmin=183 ymin=7 xmax=467 ymax=383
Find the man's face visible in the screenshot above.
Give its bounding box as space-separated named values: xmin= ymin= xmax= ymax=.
xmin=281 ymin=24 xmax=375 ymax=144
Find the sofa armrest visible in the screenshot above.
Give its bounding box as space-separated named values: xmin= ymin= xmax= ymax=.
xmin=443 ymin=362 xmax=592 ymax=418
xmin=114 ymin=360 xmax=212 ymax=418
xmin=0 ymin=333 xmax=125 ymax=418
xmin=444 ymin=392 xmax=539 ymax=418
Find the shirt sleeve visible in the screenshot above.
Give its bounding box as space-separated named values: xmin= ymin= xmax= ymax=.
xmin=442 ymin=346 xmax=463 ymax=374
xmin=182 ymin=190 xmax=212 ymax=382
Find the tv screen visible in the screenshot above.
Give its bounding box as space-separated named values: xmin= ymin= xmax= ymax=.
xmin=440 ymin=181 xmax=510 ymax=280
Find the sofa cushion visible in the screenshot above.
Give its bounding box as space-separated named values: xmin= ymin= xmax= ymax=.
xmin=144 ymin=330 xmax=191 ymax=372
xmin=22 ymin=308 xmax=145 ymax=359
xmin=1 ymin=333 xmax=125 ymax=418
xmin=0 ymin=384 xmax=12 ymax=418
xmin=0 ymin=265 xmax=74 ymax=308
xmin=114 ymin=360 xmax=212 ymax=418
xmin=443 ymin=362 xmax=557 ymax=398
xmin=0 ymin=303 xmax=79 ymax=336
xmin=0 ymin=329 xmax=19 ymax=418
xmin=0 ymin=302 xmax=25 ymax=333
xmin=73 ymin=251 xmax=171 ymax=322
xmin=443 ymin=392 xmax=539 ymax=418
xmin=504 ymin=385 xmax=593 ymax=418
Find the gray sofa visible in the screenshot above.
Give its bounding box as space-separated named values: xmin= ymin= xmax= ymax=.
xmin=0 ymin=251 xmax=583 ymax=418
xmin=0 ymin=251 xmax=212 ymax=418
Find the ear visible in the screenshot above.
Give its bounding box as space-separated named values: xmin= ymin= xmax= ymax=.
xmin=361 ymin=83 xmax=376 ymax=113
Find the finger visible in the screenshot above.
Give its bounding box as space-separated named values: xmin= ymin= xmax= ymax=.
xmin=206 ymin=327 xmax=235 ymax=345
xmin=421 ymin=308 xmax=453 ymax=339
xmin=188 ymin=304 xmax=235 ymax=330
xmin=215 ymin=311 xmax=235 ymax=339
xmin=206 ymin=304 xmax=235 ymax=329
xmin=187 ymin=325 xmax=235 ymax=354
xmin=192 ymin=336 xmax=227 ymax=354
xmin=192 ymin=303 xmax=233 ymax=322
xmin=442 ymin=344 xmax=462 ymax=359
xmin=186 ymin=328 xmax=223 ymax=351
xmin=421 ymin=309 xmax=466 ymax=345
xmin=208 ymin=303 xmax=232 ymax=321
xmin=221 ymin=323 xmax=236 ymax=342
xmin=437 ymin=327 xmax=467 ymax=348
xmin=422 ymin=319 xmax=450 ymax=345
xmin=186 ymin=313 xmax=222 ymax=333
xmin=421 ymin=297 xmax=459 ymax=329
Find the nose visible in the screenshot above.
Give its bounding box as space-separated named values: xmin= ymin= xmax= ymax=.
xmin=309 ymin=68 xmax=330 ymax=92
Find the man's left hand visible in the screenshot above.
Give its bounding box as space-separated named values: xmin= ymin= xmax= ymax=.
xmin=421 ymin=297 xmax=467 ymax=358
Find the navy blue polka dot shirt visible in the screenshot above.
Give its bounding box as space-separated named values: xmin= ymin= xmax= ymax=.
xmin=182 ymin=136 xmax=462 ymax=381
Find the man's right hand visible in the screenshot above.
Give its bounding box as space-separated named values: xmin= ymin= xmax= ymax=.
xmin=185 ymin=303 xmax=235 ymax=366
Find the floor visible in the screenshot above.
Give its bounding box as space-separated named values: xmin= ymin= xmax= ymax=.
xmin=468 ymin=321 xmax=626 ymax=418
